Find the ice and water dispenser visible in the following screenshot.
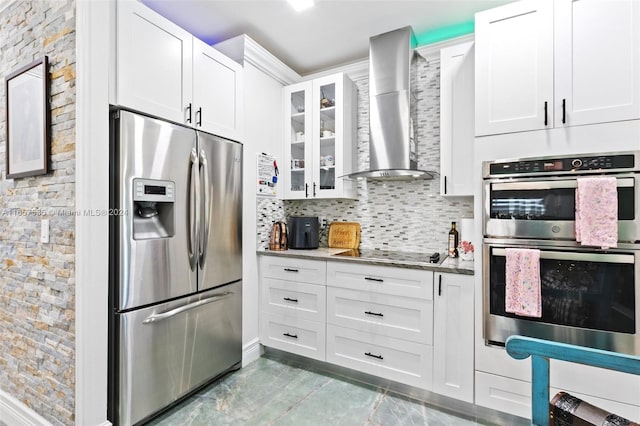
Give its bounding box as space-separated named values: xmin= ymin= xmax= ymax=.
xmin=132 ymin=178 xmax=175 ymax=239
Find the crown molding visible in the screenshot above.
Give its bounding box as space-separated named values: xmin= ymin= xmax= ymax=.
xmin=416 ymin=34 xmax=475 ymax=63
xmin=304 ymin=33 xmax=475 ymax=81
xmin=214 ymin=32 xmax=475 ymax=86
xmin=303 ymin=58 xmax=368 ymax=81
xmin=214 ymin=35 xmax=301 ymax=86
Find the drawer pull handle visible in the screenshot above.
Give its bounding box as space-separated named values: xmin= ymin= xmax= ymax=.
xmin=364 ymin=352 xmax=383 ymax=360
xmin=365 ymin=311 xmax=384 ymax=317
xmin=283 ymin=332 xmax=298 ymax=339
xmin=364 ymin=277 xmax=384 ymax=282
xmin=283 ymin=297 xmax=299 ymax=303
xmin=284 ymin=268 xmax=299 ymax=272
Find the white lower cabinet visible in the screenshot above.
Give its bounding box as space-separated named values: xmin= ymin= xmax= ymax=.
xmin=261 ymin=278 xmax=326 ymax=323
xmin=326 ymin=286 xmax=433 ymax=344
xmin=325 ymin=261 xmax=434 ymax=390
xmin=476 ymin=370 xmax=640 ymax=421
xmin=259 ymin=256 xmax=476 ymax=403
xmin=261 ymin=257 xmax=326 ymax=285
xmin=326 ymin=261 xmax=433 ymax=299
xmin=433 ymin=273 xmax=474 ymax=403
xmin=475 ymin=371 xmax=531 ymax=419
xmin=260 ymin=312 xmax=326 ymax=361
xmin=259 ymin=256 xmax=327 ymax=361
xmin=326 ymin=324 xmax=433 ymax=390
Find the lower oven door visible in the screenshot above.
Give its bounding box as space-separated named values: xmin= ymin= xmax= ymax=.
xmin=483 ymin=240 xmax=640 ymax=355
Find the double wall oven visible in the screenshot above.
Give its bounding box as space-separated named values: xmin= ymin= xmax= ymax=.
xmin=483 ymin=151 xmax=640 ymax=355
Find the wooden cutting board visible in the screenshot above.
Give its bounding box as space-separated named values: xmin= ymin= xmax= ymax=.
xmin=328 ymin=222 xmax=361 ymax=249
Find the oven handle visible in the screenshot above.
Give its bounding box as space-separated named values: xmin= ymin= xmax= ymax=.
xmin=491 ymin=248 xmax=634 ymax=264
xmin=491 ymin=177 xmax=634 ymax=191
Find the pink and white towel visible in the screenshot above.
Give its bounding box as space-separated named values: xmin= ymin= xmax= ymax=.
xmin=505 ymin=248 xmax=541 ymax=318
xmin=575 ymin=177 xmax=618 ymax=249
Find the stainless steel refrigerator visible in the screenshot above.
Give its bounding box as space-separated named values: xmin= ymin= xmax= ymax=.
xmin=108 ymin=109 xmax=243 ymax=425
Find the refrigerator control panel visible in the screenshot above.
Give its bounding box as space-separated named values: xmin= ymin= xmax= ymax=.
xmin=133 ymin=178 xmax=175 ymax=203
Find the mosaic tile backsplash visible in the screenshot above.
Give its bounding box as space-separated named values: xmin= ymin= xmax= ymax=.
xmin=258 ymin=56 xmax=474 ymax=254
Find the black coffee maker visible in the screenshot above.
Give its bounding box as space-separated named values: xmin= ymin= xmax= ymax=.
xmin=288 ymin=216 xmax=319 ymax=249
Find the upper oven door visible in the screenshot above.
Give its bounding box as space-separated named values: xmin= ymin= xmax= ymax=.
xmin=483 ymin=174 xmax=640 ymax=242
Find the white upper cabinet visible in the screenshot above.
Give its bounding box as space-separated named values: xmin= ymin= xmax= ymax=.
xmin=283 ymin=73 xmax=357 ymax=200
xmin=475 ymin=0 xmax=640 ymax=136
xmin=440 ymin=41 xmax=475 ymax=197
xmin=554 ymin=0 xmax=640 ymax=127
xmin=283 ymin=81 xmax=314 ymax=200
xmin=192 ymin=38 xmax=243 ymax=140
xmin=116 ymin=1 xmax=243 ymax=141
xmin=117 ymin=0 xmax=193 ymax=124
xmin=475 ymin=0 xmax=553 ymax=136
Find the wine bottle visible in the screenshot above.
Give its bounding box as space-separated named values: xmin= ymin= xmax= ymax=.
xmin=448 ymin=222 xmax=459 ymax=258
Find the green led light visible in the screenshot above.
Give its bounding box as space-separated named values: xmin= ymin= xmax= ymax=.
xmin=415 ymin=21 xmax=475 ymax=46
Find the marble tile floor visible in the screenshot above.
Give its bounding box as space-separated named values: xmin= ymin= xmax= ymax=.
xmin=148 ymin=356 xmax=499 ymax=426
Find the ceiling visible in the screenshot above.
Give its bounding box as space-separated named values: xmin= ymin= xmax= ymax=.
xmin=141 ymin=0 xmax=514 ymax=76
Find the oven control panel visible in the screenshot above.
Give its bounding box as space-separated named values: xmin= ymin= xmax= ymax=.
xmin=486 ymin=153 xmax=636 ymax=177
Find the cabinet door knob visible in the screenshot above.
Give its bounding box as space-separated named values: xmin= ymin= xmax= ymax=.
xmin=283 ymin=297 xmax=299 ymax=302
xmin=365 ymin=311 xmax=384 ymax=317
xmin=283 ymin=268 xmax=299 ymax=273
xmin=186 ymin=103 xmax=192 ymax=123
xmin=283 ymin=332 xmax=298 ymax=339
xmin=364 ymin=277 xmax=384 ymax=283
xmin=444 ymin=175 xmax=448 ymax=195
xmin=562 ymin=98 xmax=566 ymax=124
xmin=438 ymin=274 xmax=442 ymax=296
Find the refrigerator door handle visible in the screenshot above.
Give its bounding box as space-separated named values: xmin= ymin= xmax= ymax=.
xmin=198 ymin=150 xmax=211 ymax=268
xmin=141 ymin=291 xmax=234 ymax=324
xmin=188 ymin=149 xmax=199 ymax=270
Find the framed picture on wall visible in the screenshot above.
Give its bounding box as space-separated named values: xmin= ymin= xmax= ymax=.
xmin=5 ymin=56 xmax=50 ymax=179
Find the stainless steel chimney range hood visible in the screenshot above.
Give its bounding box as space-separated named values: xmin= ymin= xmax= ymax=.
xmin=345 ymin=26 xmax=435 ymax=181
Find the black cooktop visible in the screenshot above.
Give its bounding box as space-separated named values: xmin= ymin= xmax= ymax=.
xmin=333 ymin=249 xmax=444 ymax=264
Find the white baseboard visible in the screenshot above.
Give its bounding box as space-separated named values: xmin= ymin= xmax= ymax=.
xmin=0 ymin=390 xmax=52 ymax=426
xmin=242 ymin=338 xmax=263 ymax=367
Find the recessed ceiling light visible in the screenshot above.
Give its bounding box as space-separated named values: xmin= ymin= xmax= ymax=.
xmin=287 ymin=0 xmax=314 ymax=12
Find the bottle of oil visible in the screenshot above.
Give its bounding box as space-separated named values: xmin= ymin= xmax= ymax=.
xmin=448 ymin=222 xmax=459 ymax=258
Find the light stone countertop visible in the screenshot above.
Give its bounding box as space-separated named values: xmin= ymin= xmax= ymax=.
xmin=257 ymin=247 xmax=474 ymax=275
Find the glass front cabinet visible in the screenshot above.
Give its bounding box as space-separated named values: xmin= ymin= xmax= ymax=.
xmin=283 ymin=72 xmax=357 ymax=200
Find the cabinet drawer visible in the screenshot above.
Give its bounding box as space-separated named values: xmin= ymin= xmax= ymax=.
xmin=475 ymin=371 xmax=531 ymax=419
xmin=261 ymin=278 xmax=326 ymax=322
xmin=326 ymin=325 xmax=432 ymax=390
xmin=260 ymin=256 xmax=326 ymax=285
xmin=327 ymin=262 xmax=432 ymax=299
xmin=260 ymin=312 xmax=325 ymax=361
xmin=327 ymin=287 xmax=433 ymax=345
xmin=475 ymin=371 xmax=640 ymax=421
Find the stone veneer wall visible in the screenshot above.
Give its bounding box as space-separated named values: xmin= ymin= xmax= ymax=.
xmin=258 ymin=56 xmax=474 ymax=253
xmin=0 ymin=1 xmax=76 ymax=424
